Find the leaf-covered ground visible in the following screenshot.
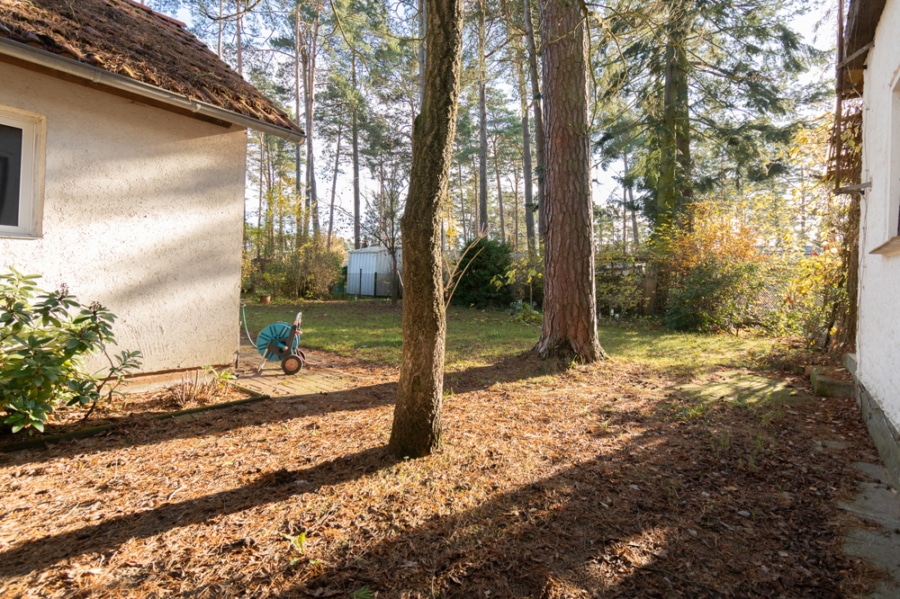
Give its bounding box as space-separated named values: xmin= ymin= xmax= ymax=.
xmin=0 ymin=346 xmax=883 ymax=597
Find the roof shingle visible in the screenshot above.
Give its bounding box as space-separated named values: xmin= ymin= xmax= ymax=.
xmin=0 ymin=0 xmax=304 ymax=139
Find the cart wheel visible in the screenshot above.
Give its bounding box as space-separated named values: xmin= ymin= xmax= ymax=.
xmin=282 ymin=354 xmax=303 ymax=375
xmin=257 ymin=322 xmax=299 ymax=361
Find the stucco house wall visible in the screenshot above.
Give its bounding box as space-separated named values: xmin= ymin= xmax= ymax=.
xmin=0 ymin=60 xmax=247 ymax=374
xmin=855 ymin=0 xmax=900 ymax=485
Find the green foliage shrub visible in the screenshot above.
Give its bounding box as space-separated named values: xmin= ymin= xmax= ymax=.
xmin=508 ymin=300 xmax=543 ymax=325
xmin=0 ymin=269 xmax=142 ymax=433
xmin=450 ymin=238 xmax=514 ymax=308
xmin=246 ymin=237 xmax=346 ymax=300
xmin=596 ymin=250 xmax=647 ymax=317
xmin=501 ymin=253 xmax=544 ymax=307
xmin=772 ymin=249 xmax=847 ymax=346
xmin=665 ymin=255 xmax=766 ymax=332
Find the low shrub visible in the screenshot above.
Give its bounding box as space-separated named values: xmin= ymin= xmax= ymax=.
xmin=665 ymin=255 xmax=767 ymax=332
xmin=450 ymin=238 xmax=514 ymax=308
xmin=0 ymin=269 xmax=141 ymax=433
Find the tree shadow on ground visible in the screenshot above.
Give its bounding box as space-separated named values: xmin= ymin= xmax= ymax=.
xmin=0 ymin=446 xmax=399 ymax=578
xmin=0 ymin=361 xmax=876 ymax=597
xmin=259 ymin=398 xmax=868 ymax=597
xmin=0 ymin=352 xmax=555 ymax=466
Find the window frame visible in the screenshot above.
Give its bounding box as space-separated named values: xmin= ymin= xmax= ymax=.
xmin=0 ymin=106 xmax=45 ymax=239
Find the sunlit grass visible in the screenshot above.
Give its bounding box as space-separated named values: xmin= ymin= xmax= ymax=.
xmin=240 ymin=299 xmax=770 ymax=372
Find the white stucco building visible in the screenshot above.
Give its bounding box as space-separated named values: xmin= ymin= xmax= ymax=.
xmin=840 ymin=0 xmax=900 ymax=486
xmin=0 ymin=0 xmax=304 ymax=378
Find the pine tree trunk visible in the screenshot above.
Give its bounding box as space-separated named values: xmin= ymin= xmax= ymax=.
xmin=294 ymin=9 xmax=304 ymax=246
xmin=518 ymin=56 xmax=536 ymax=256
xmin=478 ymin=4 xmax=489 ymax=233
xmin=257 ymin=133 xmax=265 ymax=259
xmin=418 ymin=0 xmax=426 ymax=103
xmin=523 ymin=0 xmax=546 ymax=244
xmin=235 ymin=0 xmax=243 ymax=76
xmin=657 ymin=13 xmax=693 ymax=228
xmin=304 ymin=16 xmax=321 ymax=236
xmin=535 ymin=0 xmax=605 ymax=363
xmin=493 ymin=137 xmax=506 ymax=242
xmin=457 ymin=160 xmax=468 ymax=241
xmin=513 ymin=169 xmax=520 ymax=251
xmin=390 ymin=0 xmax=464 ymax=458
xmin=217 ymin=0 xmax=224 ymax=57
xmin=301 ymin=46 xmax=313 ymax=240
xmin=623 ymin=153 xmax=639 ymax=245
xmin=352 ymin=54 xmax=361 ymax=249
xmin=328 ymin=121 xmax=343 ymax=244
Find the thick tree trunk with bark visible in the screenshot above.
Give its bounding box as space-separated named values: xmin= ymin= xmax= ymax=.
xmin=657 ymin=13 xmax=693 ymax=229
xmin=389 ymin=0 xmax=464 ymax=458
xmin=535 ymin=0 xmax=605 ymax=362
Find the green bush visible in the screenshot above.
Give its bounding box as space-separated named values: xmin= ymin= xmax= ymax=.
xmin=0 ymin=269 xmax=141 ymax=433
xmin=665 ymin=256 xmax=766 ymax=332
xmin=246 ymin=237 xmax=346 ymax=300
xmin=596 ymin=251 xmax=647 ymax=318
xmin=450 ymin=238 xmax=514 ymax=308
xmin=502 ymin=253 xmax=544 ymax=307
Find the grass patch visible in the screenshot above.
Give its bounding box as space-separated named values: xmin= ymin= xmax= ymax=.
xmin=242 ymin=299 xmax=769 ymax=374
xmin=240 ymin=299 xmax=536 ymax=369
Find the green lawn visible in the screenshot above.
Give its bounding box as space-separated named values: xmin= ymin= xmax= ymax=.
xmin=240 ymin=299 xmax=769 ymax=373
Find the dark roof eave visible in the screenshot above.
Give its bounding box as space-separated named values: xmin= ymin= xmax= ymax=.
xmin=840 ymin=0 xmax=888 ymax=94
xmin=0 ymin=37 xmax=305 ymax=144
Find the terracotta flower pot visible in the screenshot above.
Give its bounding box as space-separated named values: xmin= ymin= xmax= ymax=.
xmin=259 ymin=295 xmax=271 ymax=305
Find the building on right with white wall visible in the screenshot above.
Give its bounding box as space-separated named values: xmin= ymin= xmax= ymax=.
xmin=839 ymin=0 xmax=900 ymax=487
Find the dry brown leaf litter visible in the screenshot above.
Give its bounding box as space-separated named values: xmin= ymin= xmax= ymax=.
xmin=0 ymin=352 xmax=884 ymax=598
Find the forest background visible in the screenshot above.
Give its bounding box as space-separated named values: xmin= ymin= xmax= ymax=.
xmin=141 ymin=0 xmax=852 ymax=350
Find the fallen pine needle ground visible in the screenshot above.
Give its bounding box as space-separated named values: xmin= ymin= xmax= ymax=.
xmin=0 ymin=347 xmax=883 ymax=598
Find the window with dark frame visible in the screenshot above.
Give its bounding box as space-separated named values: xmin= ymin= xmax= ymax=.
xmin=0 ymin=123 xmax=23 ymax=228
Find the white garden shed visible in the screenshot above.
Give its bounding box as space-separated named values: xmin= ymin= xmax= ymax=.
xmin=346 ymin=246 xmax=402 ymax=297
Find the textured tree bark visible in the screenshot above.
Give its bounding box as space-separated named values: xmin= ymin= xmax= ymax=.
xmin=657 ymin=11 xmax=693 ymax=229
xmin=535 ymin=0 xmax=605 ymax=362
xmin=389 ymin=0 xmax=464 ymax=458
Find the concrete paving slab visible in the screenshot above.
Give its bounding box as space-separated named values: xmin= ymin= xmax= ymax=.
xmin=839 ymin=462 xmax=900 ymax=598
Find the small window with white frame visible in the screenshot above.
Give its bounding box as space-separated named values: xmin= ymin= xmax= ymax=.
xmin=871 ymin=77 xmax=900 ymax=255
xmin=0 ymin=106 xmax=44 ymax=238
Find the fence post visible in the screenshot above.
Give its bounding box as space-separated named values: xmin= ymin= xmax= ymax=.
xmin=374 ymin=271 xmax=378 ymax=297
xmin=358 ymin=269 xmax=362 ymax=299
